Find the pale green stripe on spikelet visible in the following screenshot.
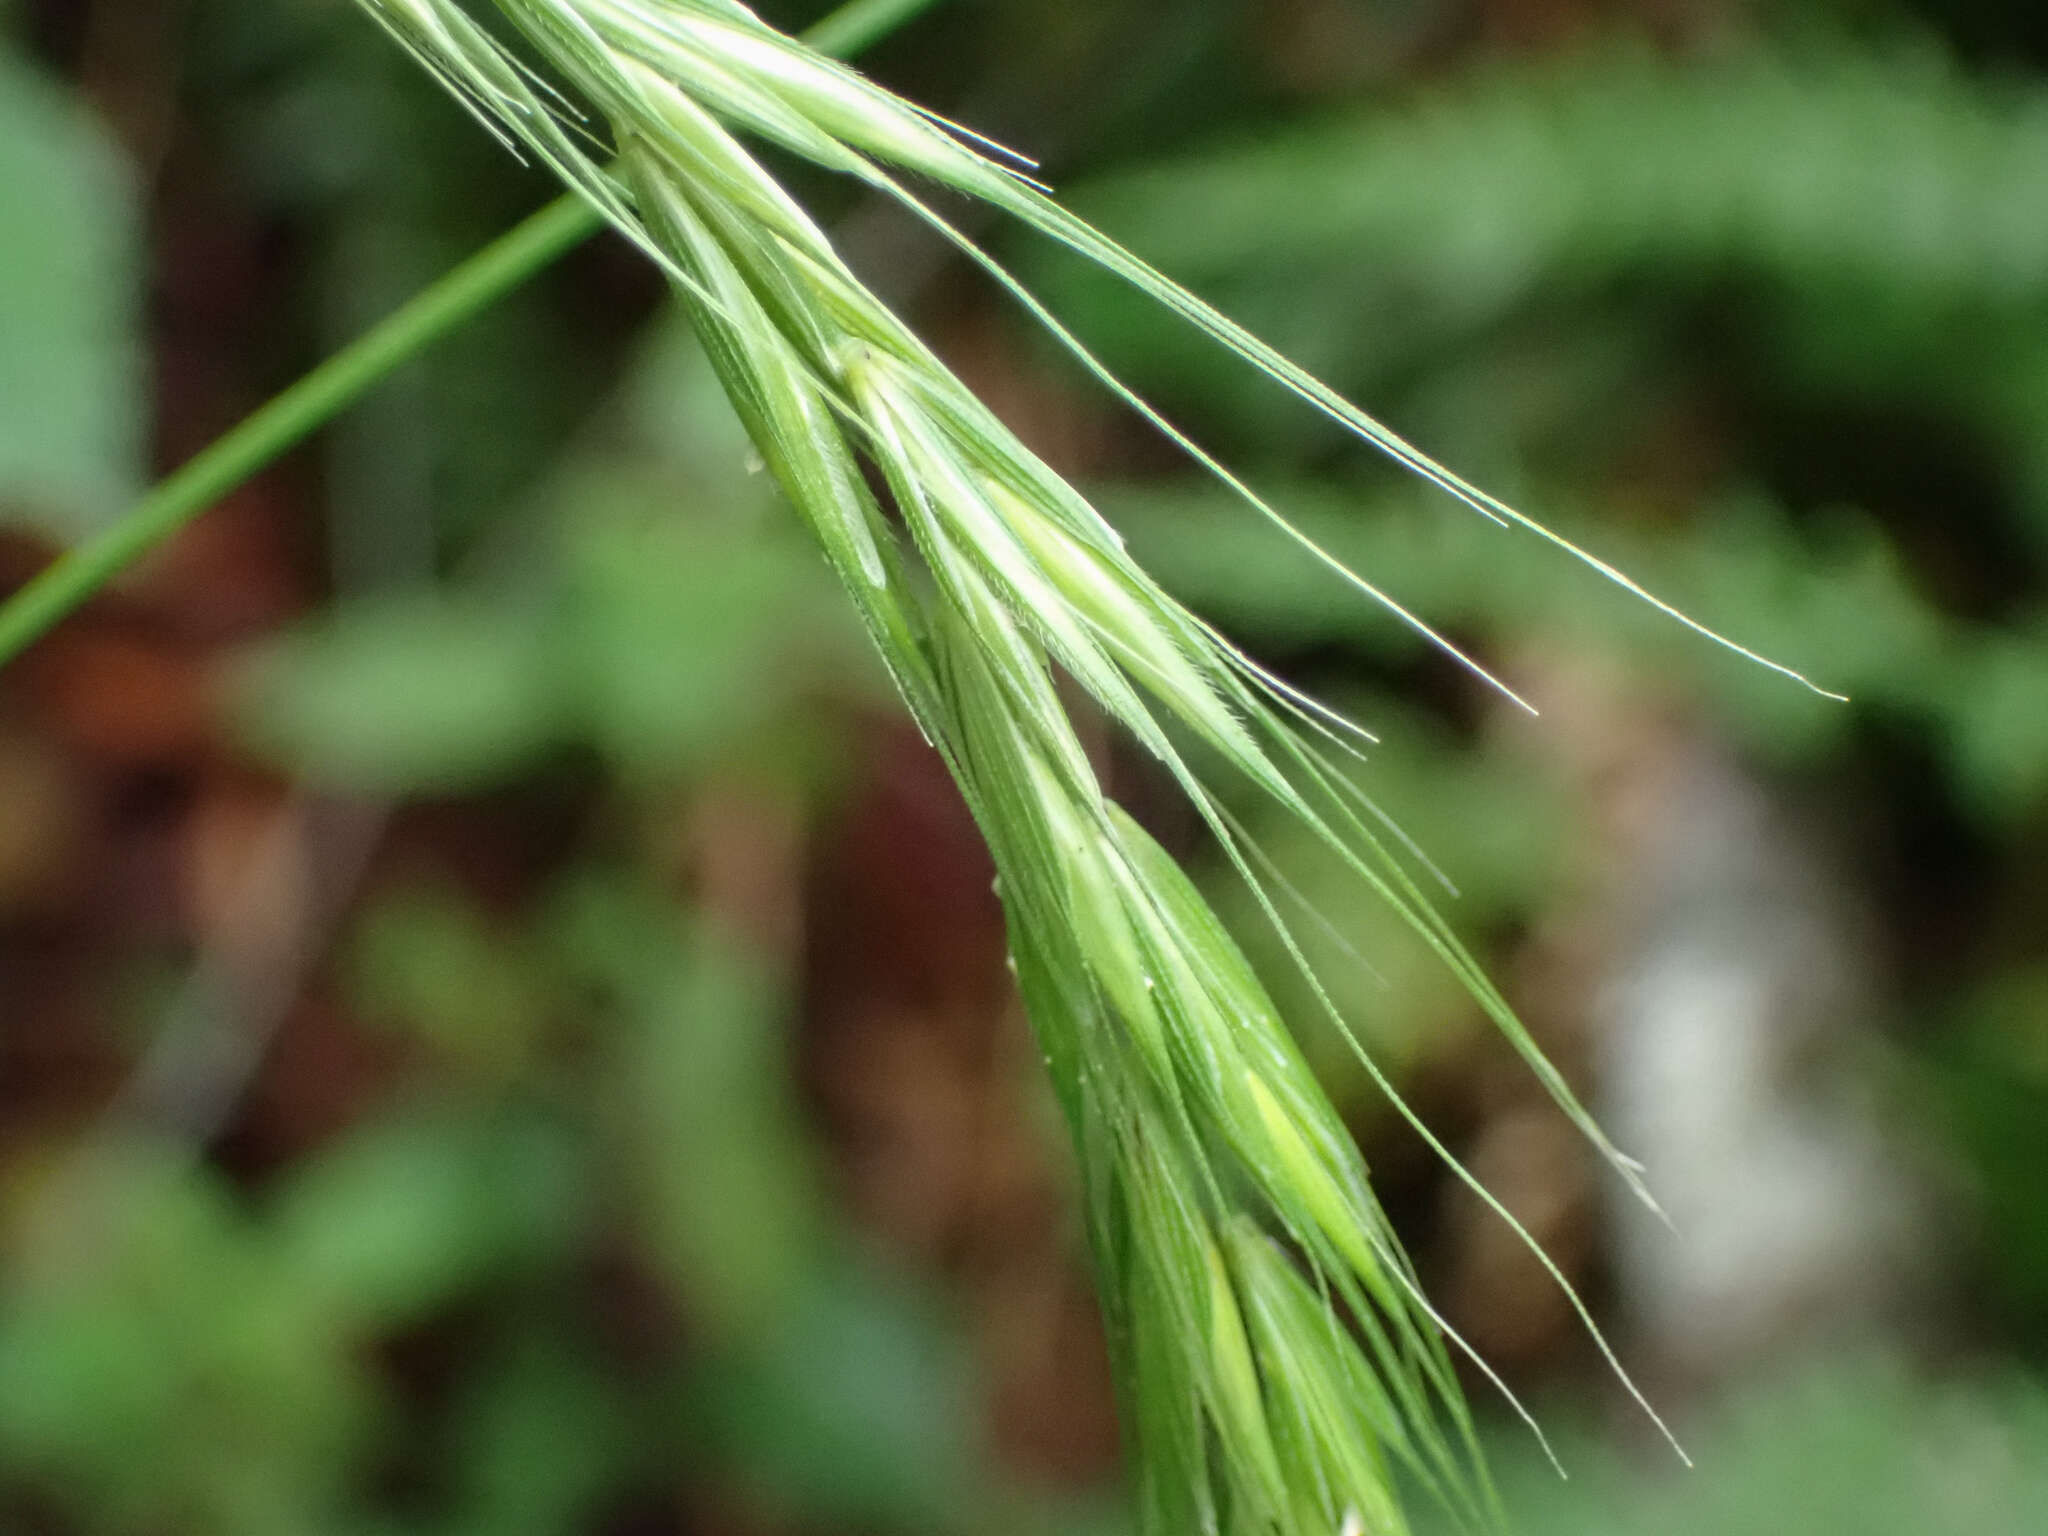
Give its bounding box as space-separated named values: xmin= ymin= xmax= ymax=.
xmin=1229 ymin=1219 xmax=1422 ymax=1536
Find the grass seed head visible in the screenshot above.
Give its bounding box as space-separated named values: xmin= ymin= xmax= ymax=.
xmin=353 ymin=1 xmax=1725 ymax=1529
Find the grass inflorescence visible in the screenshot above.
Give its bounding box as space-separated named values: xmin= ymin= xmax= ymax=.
xmin=352 ymin=1 xmax=1734 ymax=1530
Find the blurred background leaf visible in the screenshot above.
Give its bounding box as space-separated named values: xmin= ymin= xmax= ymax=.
xmin=0 ymin=38 xmax=140 ymax=542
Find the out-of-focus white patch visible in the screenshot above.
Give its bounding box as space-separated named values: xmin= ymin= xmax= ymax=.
xmin=1598 ymin=741 xmax=1934 ymax=1380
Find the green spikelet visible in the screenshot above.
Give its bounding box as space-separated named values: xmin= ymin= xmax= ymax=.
xmin=348 ymin=1 xmax=1734 ymax=1529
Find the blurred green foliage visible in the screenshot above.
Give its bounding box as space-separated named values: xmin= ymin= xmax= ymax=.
xmin=1463 ymin=1357 xmax=2048 ymax=1535
xmin=238 ymin=363 xmax=874 ymax=792
xmin=0 ymin=40 xmax=140 ymax=540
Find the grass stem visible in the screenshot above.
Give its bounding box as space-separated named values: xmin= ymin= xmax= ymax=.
xmin=0 ymin=0 xmax=940 ymax=668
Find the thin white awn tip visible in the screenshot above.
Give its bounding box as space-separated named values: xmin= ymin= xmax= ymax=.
xmin=843 ymin=167 xmax=1547 ymax=716
xmin=1520 ymin=526 xmax=1852 ymax=702
xmin=389 ymin=35 xmax=533 ymax=162
xmin=908 ymin=100 xmax=1046 ymax=174
xmin=1352 ymin=1027 xmax=1690 ymax=1468
xmin=1247 ymin=673 xmax=1381 ymax=770
xmin=1356 ymin=1220 xmax=1569 ymax=1479
xmin=504 ymin=39 xmax=593 ymax=122
xmin=1204 ymin=630 xmax=1382 ymax=747
xmin=954 ymin=165 xmax=1839 ymax=711
xmin=915 ymin=136 xmax=1842 ymax=706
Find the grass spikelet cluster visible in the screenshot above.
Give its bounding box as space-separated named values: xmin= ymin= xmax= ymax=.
xmin=353 ymin=1 xmax=1713 ymax=1529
